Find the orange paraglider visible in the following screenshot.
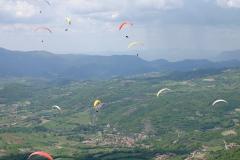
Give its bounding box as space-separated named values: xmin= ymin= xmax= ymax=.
xmin=28 ymin=151 xmax=53 ymax=160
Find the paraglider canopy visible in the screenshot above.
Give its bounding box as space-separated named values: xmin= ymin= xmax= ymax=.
xmin=212 ymin=99 xmax=228 ymax=106
xmin=119 ymin=21 xmax=133 ymax=30
xmin=35 ymin=27 xmax=52 ymax=33
xmin=28 ymin=151 xmax=53 ymax=160
xmin=52 ymin=105 xmax=62 ymax=112
xmin=128 ymin=41 xmax=144 ymax=49
xmin=157 ymin=88 xmax=171 ymax=97
xmin=93 ymin=100 xmax=102 ymax=108
xmin=66 ymin=17 xmax=72 ymax=25
xmin=93 ymin=99 xmax=104 ymax=112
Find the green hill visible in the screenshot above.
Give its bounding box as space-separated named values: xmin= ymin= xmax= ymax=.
xmin=0 ymin=68 xmax=240 ymax=159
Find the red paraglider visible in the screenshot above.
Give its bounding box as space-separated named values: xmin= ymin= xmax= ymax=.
xmin=28 ymin=151 xmax=53 ymax=160
xmin=119 ymin=22 xmax=133 ymax=30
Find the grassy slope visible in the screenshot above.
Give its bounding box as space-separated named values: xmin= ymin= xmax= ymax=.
xmin=0 ymin=69 xmax=239 ymax=159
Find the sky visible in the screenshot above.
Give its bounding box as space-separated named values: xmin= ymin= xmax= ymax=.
xmin=0 ymin=0 xmax=240 ymax=60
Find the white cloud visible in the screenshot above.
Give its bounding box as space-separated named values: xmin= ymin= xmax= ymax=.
xmin=216 ymin=0 xmax=240 ymax=8
xmin=0 ymin=0 xmax=38 ymax=18
xmin=63 ymin=0 xmax=183 ymax=13
xmin=53 ymin=0 xmax=183 ymax=20
xmin=0 ymin=0 xmax=184 ymax=25
xmin=3 ymin=0 xmax=240 ymax=59
xmin=136 ymin=0 xmax=183 ymax=10
xmin=0 ymin=23 xmax=36 ymax=32
xmin=111 ymin=12 xmax=120 ymax=19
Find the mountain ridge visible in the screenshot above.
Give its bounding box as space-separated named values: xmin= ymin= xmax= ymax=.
xmin=0 ymin=47 xmax=239 ymax=80
xmin=216 ymin=50 xmax=240 ymax=61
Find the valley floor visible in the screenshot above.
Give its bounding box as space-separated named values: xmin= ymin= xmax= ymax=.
xmin=0 ymin=68 xmax=240 ymax=159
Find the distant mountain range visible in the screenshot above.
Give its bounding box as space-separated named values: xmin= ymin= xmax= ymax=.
xmin=216 ymin=50 xmax=240 ymax=61
xmin=0 ymin=47 xmax=239 ymax=80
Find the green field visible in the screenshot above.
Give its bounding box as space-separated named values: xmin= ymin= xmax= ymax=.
xmin=0 ymin=69 xmax=240 ymax=159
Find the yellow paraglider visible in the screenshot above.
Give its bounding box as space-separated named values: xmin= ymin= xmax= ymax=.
xmin=66 ymin=17 xmax=72 ymax=25
xmin=128 ymin=41 xmax=144 ymax=57
xmin=65 ymin=17 xmax=72 ymax=31
xmin=93 ymin=100 xmax=101 ymax=108
xmin=93 ymin=100 xmax=103 ymax=112
xmin=128 ymin=41 xmax=144 ymax=49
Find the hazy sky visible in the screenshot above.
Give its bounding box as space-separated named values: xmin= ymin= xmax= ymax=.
xmin=0 ymin=0 xmax=240 ymax=60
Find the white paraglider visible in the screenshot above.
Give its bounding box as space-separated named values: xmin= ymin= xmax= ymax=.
xmin=157 ymin=88 xmax=171 ymax=97
xmin=52 ymin=105 xmax=62 ymax=112
xmin=212 ymin=99 xmax=228 ymax=106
